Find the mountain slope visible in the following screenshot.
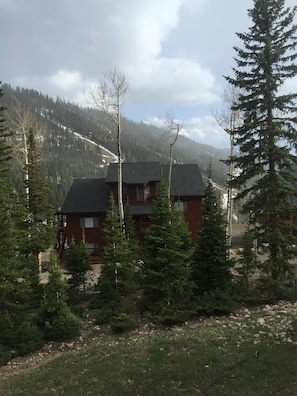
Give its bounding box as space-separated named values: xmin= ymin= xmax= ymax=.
xmin=2 ymin=84 xmax=228 ymax=209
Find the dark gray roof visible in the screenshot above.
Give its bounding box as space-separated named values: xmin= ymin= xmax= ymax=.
xmin=60 ymin=178 xmax=110 ymax=214
xmin=60 ymin=163 xmax=205 ymax=214
xmin=106 ymin=162 xmax=161 ymax=184
xmin=106 ymin=162 xmax=205 ymax=196
xmin=163 ymin=164 xmax=205 ymax=197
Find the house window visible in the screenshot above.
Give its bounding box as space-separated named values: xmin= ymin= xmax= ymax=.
xmin=80 ymin=217 xmax=99 ymax=228
xmin=129 ymin=185 xmax=144 ymax=201
xmin=86 ymin=242 xmax=100 ymax=255
xmin=144 ymin=185 xmax=150 ymax=200
xmin=173 ymin=200 xmax=188 ymax=212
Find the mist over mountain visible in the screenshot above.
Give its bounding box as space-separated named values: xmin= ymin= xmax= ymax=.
xmin=2 ymin=84 xmax=229 ymax=210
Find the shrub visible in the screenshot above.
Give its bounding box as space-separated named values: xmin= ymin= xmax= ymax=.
xmin=143 ymin=303 xmax=195 ymax=327
xmin=37 ymin=304 xmax=83 ymax=341
xmin=89 ymin=284 xmax=120 ymax=311
xmin=0 ymin=345 xmax=13 ymax=366
xmin=95 ymin=302 xmax=126 ymax=325
xmin=12 ymin=321 xmax=44 ymax=356
xmin=110 ymin=313 xmax=139 ymax=334
xmin=257 ymin=278 xmax=297 ymax=303
xmin=196 ymin=288 xmax=236 ymax=316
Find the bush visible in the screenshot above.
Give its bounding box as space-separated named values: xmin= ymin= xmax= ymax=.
xmin=95 ymin=302 xmax=126 ymax=325
xmin=196 ymin=288 xmax=236 ymax=316
xmin=145 ymin=305 xmax=195 ymax=327
xmin=0 ymin=344 xmax=13 ymax=366
xmin=257 ymin=278 xmax=297 ymax=303
xmin=110 ymin=313 xmax=139 ymax=334
xmin=12 ymin=321 xmax=44 ymax=356
xmin=89 ymin=287 xmax=120 ymax=310
xmin=37 ymin=305 xmax=83 ymax=341
xmin=67 ymin=287 xmax=84 ymax=305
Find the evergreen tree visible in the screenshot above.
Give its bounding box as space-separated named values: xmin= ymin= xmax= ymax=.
xmin=37 ymin=251 xmax=83 ymax=341
xmin=0 ymin=84 xmax=32 ymax=348
xmin=172 ymin=206 xmax=194 ymax=257
xmin=142 ymin=179 xmax=193 ymax=316
xmin=25 ymin=128 xmax=55 ymax=261
xmin=192 ymin=172 xmax=232 ymax=297
xmin=225 ymin=0 xmax=297 ymax=283
xmin=65 ymin=235 xmax=91 ymax=298
xmin=124 ymin=203 xmax=136 ymax=243
xmin=15 ymin=127 xmax=56 ymax=301
xmin=95 ymin=195 xmax=137 ymax=311
xmin=237 ymin=228 xmax=259 ymax=293
xmin=124 ymin=203 xmax=141 ymax=272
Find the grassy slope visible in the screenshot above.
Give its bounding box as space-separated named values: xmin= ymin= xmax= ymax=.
xmin=2 ymin=302 xmax=297 ymax=395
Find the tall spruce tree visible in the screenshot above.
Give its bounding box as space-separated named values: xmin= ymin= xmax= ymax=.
xmin=37 ymin=251 xmax=83 ymax=341
xmin=25 ymin=128 xmax=55 ymax=267
xmin=95 ymin=194 xmax=137 ymax=311
xmin=225 ymin=0 xmax=297 ymax=283
xmin=0 ymin=85 xmax=32 ymax=348
xmin=65 ymin=235 xmax=91 ymax=298
xmin=192 ymin=170 xmax=232 ymax=297
xmin=142 ymin=179 xmax=193 ymax=316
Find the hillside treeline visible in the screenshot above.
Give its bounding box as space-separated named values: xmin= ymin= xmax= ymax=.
xmin=2 ymin=84 xmax=228 ymax=210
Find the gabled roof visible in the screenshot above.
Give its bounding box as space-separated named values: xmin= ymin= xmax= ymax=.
xmin=162 ymin=164 xmax=205 ymax=197
xmin=106 ymin=162 xmax=205 ymax=196
xmin=60 ymin=178 xmax=110 ymax=214
xmin=106 ymin=162 xmax=161 ymax=184
xmin=60 ymin=162 xmax=205 ymax=215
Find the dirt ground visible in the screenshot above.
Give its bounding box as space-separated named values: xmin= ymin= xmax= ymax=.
xmin=230 ymin=223 xmax=246 ymax=247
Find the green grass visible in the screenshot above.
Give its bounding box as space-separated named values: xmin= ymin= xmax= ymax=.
xmin=2 ymin=306 xmax=297 ymax=395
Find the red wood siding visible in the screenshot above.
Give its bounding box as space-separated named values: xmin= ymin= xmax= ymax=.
xmin=60 ymin=181 xmax=203 ymax=264
xmin=65 ymin=213 xmax=105 ymax=253
xmin=183 ymin=197 xmax=203 ymax=240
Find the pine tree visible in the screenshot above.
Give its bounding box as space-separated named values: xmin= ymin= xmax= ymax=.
xmin=225 ymin=0 xmax=297 ymax=283
xmin=192 ymin=172 xmax=232 ymax=297
xmin=96 ymin=195 xmax=137 ymax=309
xmin=37 ymin=251 xmax=83 ymax=341
xmin=237 ymin=228 xmax=259 ymax=293
xmin=24 ymin=128 xmax=55 ymax=272
xmin=124 ymin=203 xmax=141 ymax=270
xmin=65 ymin=235 xmax=91 ymax=298
xmin=0 ymin=84 xmax=32 ymax=347
xmin=142 ymin=179 xmax=193 ymax=317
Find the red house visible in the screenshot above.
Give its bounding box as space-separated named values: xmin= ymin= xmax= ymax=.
xmin=57 ymin=162 xmax=205 ymax=264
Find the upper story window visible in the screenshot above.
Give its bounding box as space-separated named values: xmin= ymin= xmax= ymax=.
xmin=123 ymin=184 xmax=150 ymax=202
xmin=173 ymin=200 xmax=188 ymax=212
xmin=144 ymin=185 xmax=150 ymax=200
xmin=124 ymin=185 xmax=144 ymax=202
xmin=129 ymin=185 xmax=144 ymax=201
xmin=80 ymin=217 xmax=99 ymax=228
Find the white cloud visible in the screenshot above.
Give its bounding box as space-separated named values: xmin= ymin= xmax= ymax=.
xmin=4 ymin=0 xmax=296 ymax=149
xmin=184 ymin=116 xmax=231 ymax=148
xmin=127 ymin=57 xmax=219 ymax=106
xmin=147 ymin=114 xmax=230 ymax=148
xmin=49 ymin=70 xmax=82 ymax=92
xmin=2 ymin=0 xmax=220 ymax=109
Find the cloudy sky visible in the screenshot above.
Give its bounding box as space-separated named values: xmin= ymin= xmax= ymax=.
xmin=2 ymin=0 xmax=297 ymax=148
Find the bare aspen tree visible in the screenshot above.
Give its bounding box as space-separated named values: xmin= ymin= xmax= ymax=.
xmin=213 ymin=87 xmax=243 ymax=248
xmin=163 ymin=112 xmax=182 ymax=200
xmin=7 ymin=104 xmax=44 ymax=198
xmin=89 ymin=68 xmax=128 ymax=232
